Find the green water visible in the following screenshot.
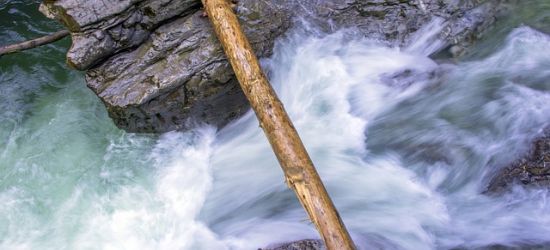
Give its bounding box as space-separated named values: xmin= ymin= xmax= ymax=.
xmin=461 ymin=0 xmax=550 ymax=61
xmin=1 ymin=1 xmax=161 ymax=247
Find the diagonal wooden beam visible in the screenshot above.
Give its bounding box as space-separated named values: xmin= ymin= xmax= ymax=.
xmin=200 ymin=1 xmax=356 ymax=249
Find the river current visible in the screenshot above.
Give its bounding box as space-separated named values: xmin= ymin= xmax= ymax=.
xmin=1 ymin=1 xmax=550 ymax=249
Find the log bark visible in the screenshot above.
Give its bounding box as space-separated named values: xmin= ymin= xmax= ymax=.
xmin=200 ymin=0 xmax=356 ymax=249
xmin=0 ymin=30 xmax=69 ymax=56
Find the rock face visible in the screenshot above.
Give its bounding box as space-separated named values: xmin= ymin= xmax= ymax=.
xmin=84 ymin=1 xmax=290 ymax=132
xmin=486 ymin=129 xmax=550 ymax=194
xmin=40 ymin=0 xmax=506 ymax=133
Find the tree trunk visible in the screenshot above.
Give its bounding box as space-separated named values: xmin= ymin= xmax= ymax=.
xmin=0 ymin=30 xmax=69 ymax=56
xmin=200 ymin=1 xmax=356 ymax=249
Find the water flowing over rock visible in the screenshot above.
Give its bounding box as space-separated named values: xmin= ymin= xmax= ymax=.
xmin=487 ymin=128 xmax=550 ymax=194
xmin=40 ymin=0 xmax=506 ymax=132
xmin=260 ymin=239 xmax=324 ymax=250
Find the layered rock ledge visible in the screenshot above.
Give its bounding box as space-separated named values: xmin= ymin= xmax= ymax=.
xmin=40 ymin=0 xmax=506 ymax=133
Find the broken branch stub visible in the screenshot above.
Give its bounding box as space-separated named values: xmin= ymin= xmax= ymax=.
xmin=0 ymin=30 xmax=69 ymax=56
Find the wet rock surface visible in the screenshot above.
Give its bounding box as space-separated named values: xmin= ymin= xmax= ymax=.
xmin=84 ymin=1 xmax=290 ymax=132
xmin=259 ymin=233 xmax=402 ymax=250
xmin=486 ymin=128 xmax=550 ymax=194
xmin=40 ymin=0 xmax=201 ymax=70
xmin=260 ymin=239 xmax=324 ymax=250
xmin=41 ymin=0 xmax=507 ymax=132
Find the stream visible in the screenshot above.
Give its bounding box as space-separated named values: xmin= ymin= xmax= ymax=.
xmin=1 ymin=1 xmax=550 ymax=249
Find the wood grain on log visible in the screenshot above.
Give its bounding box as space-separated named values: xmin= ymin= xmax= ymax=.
xmin=200 ymin=0 xmax=356 ymax=249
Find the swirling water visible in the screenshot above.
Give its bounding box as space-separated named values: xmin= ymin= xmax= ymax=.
xmin=1 ymin=1 xmax=550 ymax=249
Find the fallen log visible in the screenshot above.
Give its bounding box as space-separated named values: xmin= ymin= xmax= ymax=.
xmin=200 ymin=0 xmax=356 ymax=249
xmin=0 ymin=30 xmax=69 ymax=56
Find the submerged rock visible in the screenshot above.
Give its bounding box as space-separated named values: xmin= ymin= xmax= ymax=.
xmin=259 ymin=233 xmax=402 ymax=250
xmin=486 ymin=128 xmax=550 ymax=194
xmin=40 ymin=0 xmax=507 ymax=133
xmin=260 ymin=239 xmax=324 ymax=250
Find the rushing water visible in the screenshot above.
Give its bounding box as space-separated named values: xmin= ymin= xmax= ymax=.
xmin=1 ymin=1 xmax=550 ymax=249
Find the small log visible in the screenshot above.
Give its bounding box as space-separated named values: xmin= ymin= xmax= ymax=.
xmin=200 ymin=0 xmax=356 ymax=249
xmin=0 ymin=30 xmax=69 ymax=56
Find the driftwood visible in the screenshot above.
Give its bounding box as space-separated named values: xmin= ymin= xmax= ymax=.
xmin=200 ymin=0 xmax=356 ymax=249
xmin=0 ymin=30 xmax=69 ymax=56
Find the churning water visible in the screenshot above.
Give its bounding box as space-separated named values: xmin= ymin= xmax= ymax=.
xmin=1 ymin=1 xmax=550 ymax=249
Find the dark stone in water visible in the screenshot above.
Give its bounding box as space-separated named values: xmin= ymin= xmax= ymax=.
xmin=260 ymin=239 xmax=324 ymax=250
xmin=486 ymin=128 xmax=550 ymax=194
xmin=260 ymin=233 xmax=402 ymax=250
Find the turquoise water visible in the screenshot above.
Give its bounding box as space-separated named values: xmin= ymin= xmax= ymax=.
xmin=1 ymin=1 xmax=550 ymax=249
xmin=1 ymin=1 xmax=159 ymax=248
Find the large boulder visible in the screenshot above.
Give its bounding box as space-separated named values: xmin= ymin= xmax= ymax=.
xmin=83 ymin=1 xmax=290 ymax=132
xmin=40 ymin=0 xmax=506 ymax=133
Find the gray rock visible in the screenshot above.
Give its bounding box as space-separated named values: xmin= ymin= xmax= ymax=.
xmin=40 ymin=0 xmax=200 ymax=70
xmin=260 ymin=239 xmax=324 ymax=250
xmin=85 ymin=0 xmax=291 ymax=132
xmin=259 ymin=233 xmax=402 ymax=250
xmin=486 ymin=128 xmax=550 ymax=194
xmin=40 ymin=0 xmax=507 ymax=133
